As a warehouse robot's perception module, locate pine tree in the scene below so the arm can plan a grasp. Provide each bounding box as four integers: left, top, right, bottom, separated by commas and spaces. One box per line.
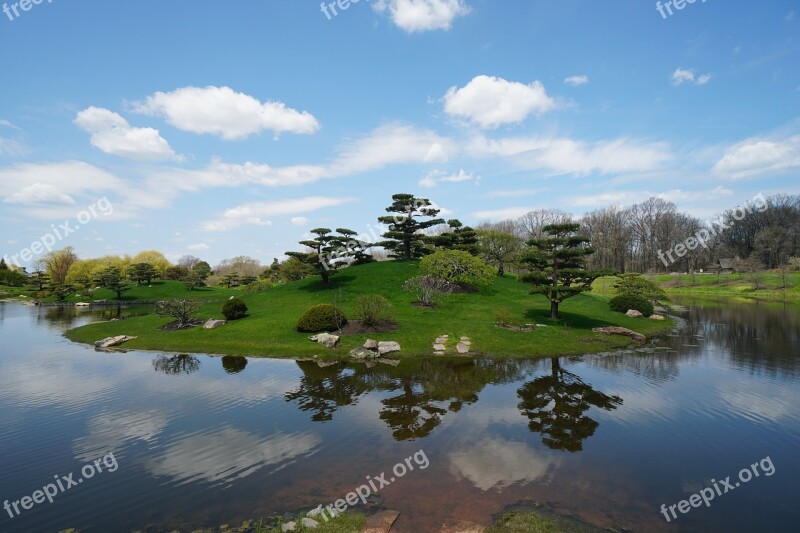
378, 194, 444, 259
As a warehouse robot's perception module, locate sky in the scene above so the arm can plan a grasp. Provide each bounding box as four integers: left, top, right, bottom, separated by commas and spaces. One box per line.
1, 0, 798, 267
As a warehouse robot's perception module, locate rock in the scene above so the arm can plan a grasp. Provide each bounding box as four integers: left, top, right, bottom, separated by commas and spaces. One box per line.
440, 519, 486, 533
363, 339, 378, 350
650, 314, 666, 320
460, 337, 470, 342
625, 309, 644, 318
364, 361, 377, 368
307, 505, 324, 517
281, 521, 296, 532
300, 517, 319, 528
94, 335, 137, 348
435, 336, 448, 344
74, 302, 90, 307
434, 351, 446, 356
593, 326, 646, 342
433, 343, 446, 351
316, 361, 339, 368
309, 333, 339, 348
203, 319, 226, 329
350, 348, 377, 359
377, 358, 401, 367
456, 342, 470, 354
362, 510, 400, 533
377, 341, 401, 355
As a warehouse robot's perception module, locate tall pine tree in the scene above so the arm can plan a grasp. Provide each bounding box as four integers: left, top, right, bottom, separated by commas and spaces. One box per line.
378, 194, 444, 259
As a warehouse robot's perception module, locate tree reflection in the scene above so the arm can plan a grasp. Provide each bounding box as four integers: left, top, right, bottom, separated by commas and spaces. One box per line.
517, 357, 622, 452
152, 354, 201, 375
222, 355, 248, 374
284, 361, 374, 422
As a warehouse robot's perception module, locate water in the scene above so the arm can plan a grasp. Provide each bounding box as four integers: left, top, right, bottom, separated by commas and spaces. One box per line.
0, 299, 798, 532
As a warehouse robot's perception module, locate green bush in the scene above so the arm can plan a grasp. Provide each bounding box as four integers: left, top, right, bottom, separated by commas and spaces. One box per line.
222, 298, 248, 320
609, 293, 654, 316
296, 304, 347, 332
420, 249, 495, 287
353, 294, 395, 326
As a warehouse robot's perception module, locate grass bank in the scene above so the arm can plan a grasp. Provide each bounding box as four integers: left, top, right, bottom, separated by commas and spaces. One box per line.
65, 261, 674, 358
653, 271, 800, 301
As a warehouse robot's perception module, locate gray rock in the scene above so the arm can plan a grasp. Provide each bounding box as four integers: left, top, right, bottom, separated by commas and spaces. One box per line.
378, 341, 401, 355
433, 343, 446, 351
307, 505, 324, 517
94, 335, 138, 348
456, 342, 470, 354
309, 333, 339, 348
281, 522, 296, 532
301, 517, 319, 528
316, 361, 339, 368
350, 347, 376, 359
377, 358, 401, 367
363, 339, 378, 350
625, 309, 644, 318
435, 337, 448, 344
364, 361, 377, 369
203, 319, 226, 329
460, 337, 470, 342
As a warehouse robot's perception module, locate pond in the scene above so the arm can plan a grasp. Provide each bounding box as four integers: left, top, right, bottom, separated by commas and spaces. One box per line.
0, 299, 798, 532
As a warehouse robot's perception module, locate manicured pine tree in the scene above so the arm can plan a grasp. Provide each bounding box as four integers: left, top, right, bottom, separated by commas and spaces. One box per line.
378, 194, 445, 259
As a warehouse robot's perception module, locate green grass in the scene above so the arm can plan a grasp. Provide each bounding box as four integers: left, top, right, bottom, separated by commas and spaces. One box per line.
653, 271, 800, 301
264, 513, 365, 533
40, 280, 243, 303
65, 261, 674, 359
486, 509, 606, 532
0, 284, 37, 300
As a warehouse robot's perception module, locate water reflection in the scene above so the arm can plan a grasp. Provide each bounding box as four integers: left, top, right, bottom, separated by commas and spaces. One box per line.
152, 354, 201, 375
517, 357, 622, 452
222, 355, 248, 374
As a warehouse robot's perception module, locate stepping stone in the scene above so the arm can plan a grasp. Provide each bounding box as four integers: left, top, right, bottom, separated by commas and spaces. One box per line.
460, 337, 470, 342
362, 510, 400, 533
434, 351, 446, 356
433, 343, 446, 351
456, 343, 470, 354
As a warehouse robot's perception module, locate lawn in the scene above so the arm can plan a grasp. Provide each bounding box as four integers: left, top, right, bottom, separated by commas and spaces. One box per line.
653, 271, 800, 301
65, 260, 674, 359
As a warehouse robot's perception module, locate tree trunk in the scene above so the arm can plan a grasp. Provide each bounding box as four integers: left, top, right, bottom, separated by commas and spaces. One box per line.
321, 270, 330, 284
497, 264, 505, 276
404, 238, 412, 260
550, 300, 559, 319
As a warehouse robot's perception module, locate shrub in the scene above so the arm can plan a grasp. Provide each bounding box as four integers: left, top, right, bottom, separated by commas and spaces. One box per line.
155, 299, 201, 328
403, 276, 453, 307
222, 298, 248, 321
296, 304, 347, 332
353, 294, 395, 326
612, 273, 668, 305
609, 293, 654, 317
495, 309, 513, 327
242, 280, 272, 295
420, 249, 495, 288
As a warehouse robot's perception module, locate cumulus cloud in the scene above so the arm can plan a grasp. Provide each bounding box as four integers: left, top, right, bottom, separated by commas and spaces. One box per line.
132, 86, 320, 140
203, 196, 355, 231
672, 68, 712, 85
187, 243, 209, 251
75, 107, 180, 160
419, 169, 479, 188
713, 135, 800, 178
4, 183, 76, 205
564, 75, 589, 86
373, 0, 471, 32
291, 216, 309, 227
444, 75, 555, 128
0, 161, 125, 203
468, 134, 670, 176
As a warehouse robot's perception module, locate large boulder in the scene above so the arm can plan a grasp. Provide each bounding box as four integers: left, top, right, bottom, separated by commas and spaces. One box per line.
377, 341, 401, 355
593, 326, 646, 342
94, 335, 138, 348
350, 347, 377, 360
625, 309, 644, 318
309, 333, 339, 348
203, 319, 226, 329
363, 339, 378, 350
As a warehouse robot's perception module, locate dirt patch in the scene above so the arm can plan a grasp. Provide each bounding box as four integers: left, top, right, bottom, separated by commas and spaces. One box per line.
337, 320, 400, 336
450, 283, 479, 294
411, 301, 438, 308
159, 318, 203, 331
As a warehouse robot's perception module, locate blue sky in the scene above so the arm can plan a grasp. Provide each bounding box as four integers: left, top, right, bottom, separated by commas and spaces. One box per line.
1, 0, 798, 267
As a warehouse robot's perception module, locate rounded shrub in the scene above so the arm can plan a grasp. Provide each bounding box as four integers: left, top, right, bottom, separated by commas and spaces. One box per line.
609, 293, 654, 317
296, 304, 347, 332
222, 298, 248, 321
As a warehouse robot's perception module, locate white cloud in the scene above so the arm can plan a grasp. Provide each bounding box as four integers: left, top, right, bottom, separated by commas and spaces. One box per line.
0, 137, 27, 157
564, 75, 589, 86
713, 135, 800, 178
0, 161, 125, 207
449, 437, 561, 491
443, 75, 555, 128
75, 107, 180, 161
4, 183, 76, 205
203, 196, 355, 231
187, 243, 209, 251
291, 216, 309, 227
418, 169, 479, 188
468, 134, 670, 176
373, 0, 471, 32
146, 427, 321, 485
672, 68, 712, 85
132, 86, 320, 140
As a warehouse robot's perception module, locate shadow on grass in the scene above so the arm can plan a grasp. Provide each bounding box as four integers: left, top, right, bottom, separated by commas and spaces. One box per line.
523, 309, 613, 329
296, 275, 357, 293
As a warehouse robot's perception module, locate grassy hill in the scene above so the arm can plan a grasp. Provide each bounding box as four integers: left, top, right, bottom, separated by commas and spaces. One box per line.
66, 260, 674, 359
654, 271, 800, 301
